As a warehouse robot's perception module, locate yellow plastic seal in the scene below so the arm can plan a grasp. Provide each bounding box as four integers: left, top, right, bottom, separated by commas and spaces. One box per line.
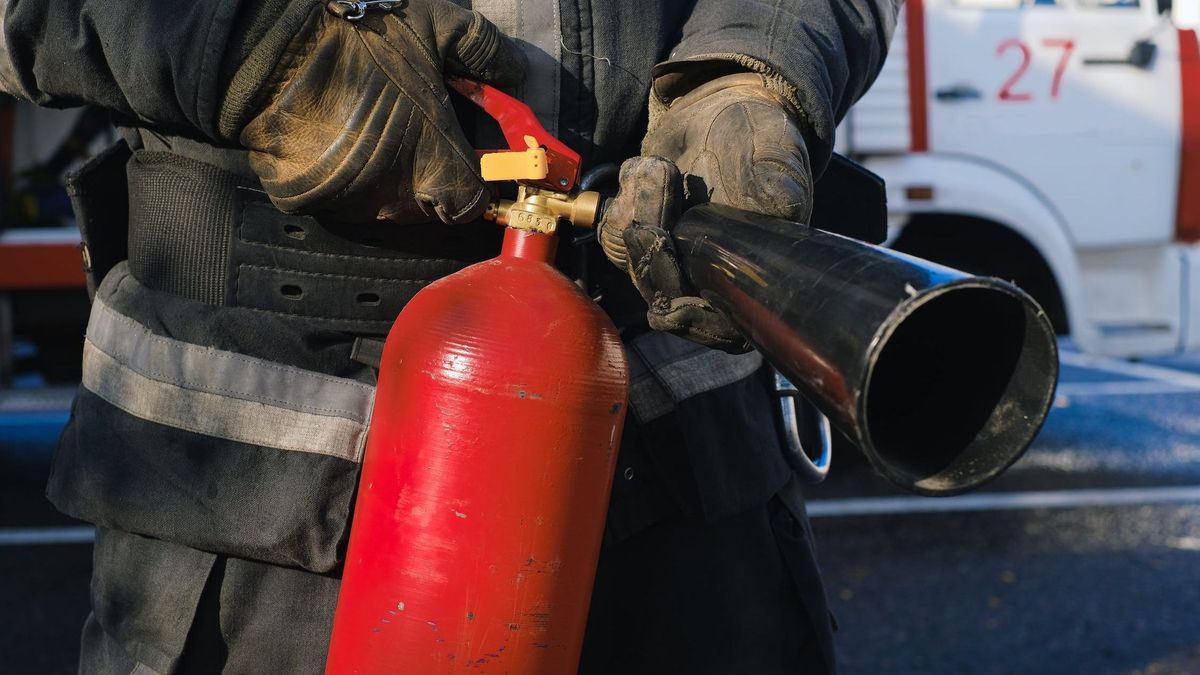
480, 135, 549, 182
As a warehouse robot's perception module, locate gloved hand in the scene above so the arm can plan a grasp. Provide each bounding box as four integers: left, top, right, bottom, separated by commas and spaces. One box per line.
597, 72, 813, 353
219, 0, 525, 224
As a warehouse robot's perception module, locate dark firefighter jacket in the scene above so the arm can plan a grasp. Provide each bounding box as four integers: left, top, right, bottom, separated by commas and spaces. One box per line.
0, 0, 897, 673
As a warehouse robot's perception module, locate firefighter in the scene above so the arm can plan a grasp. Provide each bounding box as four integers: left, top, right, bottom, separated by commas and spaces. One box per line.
1, 0, 895, 672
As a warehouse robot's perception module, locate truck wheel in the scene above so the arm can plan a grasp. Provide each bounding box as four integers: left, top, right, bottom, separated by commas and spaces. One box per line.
891, 214, 1068, 335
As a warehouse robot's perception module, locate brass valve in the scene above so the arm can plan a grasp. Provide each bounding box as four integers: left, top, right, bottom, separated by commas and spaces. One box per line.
466, 95, 600, 234
484, 186, 602, 235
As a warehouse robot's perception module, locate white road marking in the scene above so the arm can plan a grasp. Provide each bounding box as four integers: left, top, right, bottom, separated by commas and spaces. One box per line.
3, 488, 1200, 543
0, 526, 94, 546
807, 485, 1200, 518
1167, 536, 1200, 551
1058, 351, 1200, 390
1054, 381, 1200, 397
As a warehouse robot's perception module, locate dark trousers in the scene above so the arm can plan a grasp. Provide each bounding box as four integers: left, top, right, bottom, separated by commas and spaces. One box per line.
79, 482, 832, 675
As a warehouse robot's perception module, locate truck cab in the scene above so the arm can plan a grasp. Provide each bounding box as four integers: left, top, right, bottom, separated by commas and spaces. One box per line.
839, 0, 1200, 357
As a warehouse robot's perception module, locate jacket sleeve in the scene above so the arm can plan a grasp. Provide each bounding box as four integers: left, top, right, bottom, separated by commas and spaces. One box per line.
655, 0, 900, 173
0, 0, 289, 140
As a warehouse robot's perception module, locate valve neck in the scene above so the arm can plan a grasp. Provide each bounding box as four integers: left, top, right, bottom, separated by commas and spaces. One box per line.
501, 228, 558, 262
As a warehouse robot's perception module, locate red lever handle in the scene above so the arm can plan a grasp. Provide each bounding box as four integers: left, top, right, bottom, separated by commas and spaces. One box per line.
447, 77, 581, 192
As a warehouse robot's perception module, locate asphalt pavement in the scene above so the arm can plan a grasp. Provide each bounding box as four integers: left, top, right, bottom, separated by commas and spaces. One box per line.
2, 341, 1200, 674
805, 344, 1200, 674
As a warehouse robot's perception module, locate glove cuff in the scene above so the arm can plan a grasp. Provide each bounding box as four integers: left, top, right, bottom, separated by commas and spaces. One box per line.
216, 0, 325, 142
647, 55, 824, 174
648, 55, 806, 129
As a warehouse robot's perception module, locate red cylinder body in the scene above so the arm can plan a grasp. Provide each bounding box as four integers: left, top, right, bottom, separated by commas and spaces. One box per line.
326, 229, 629, 674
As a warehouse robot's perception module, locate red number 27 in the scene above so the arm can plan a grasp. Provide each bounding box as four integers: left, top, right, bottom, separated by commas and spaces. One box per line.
997, 38, 1075, 102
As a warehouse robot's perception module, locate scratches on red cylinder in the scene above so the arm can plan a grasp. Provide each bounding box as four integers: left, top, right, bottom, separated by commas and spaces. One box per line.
326, 237, 629, 673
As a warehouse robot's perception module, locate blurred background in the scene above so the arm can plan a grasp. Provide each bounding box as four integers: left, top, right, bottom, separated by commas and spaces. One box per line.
4, 0, 1200, 672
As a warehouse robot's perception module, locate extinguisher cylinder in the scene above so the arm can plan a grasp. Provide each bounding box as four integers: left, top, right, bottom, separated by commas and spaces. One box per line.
326, 228, 629, 674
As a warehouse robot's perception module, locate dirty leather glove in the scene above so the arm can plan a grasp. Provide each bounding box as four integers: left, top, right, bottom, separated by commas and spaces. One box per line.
598, 72, 814, 352
599, 156, 751, 353
219, 0, 525, 224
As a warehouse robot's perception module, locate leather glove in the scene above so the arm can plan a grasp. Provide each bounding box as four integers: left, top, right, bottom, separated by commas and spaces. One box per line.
597, 72, 814, 352
220, 0, 525, 224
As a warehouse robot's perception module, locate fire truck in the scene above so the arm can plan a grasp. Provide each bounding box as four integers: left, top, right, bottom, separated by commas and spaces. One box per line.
838, 0, 1200, 357
0, 103, 101, 386
3, 0, 1199, 385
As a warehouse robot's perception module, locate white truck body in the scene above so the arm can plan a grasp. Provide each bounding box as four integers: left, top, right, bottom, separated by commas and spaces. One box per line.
839, 0, 1200, 357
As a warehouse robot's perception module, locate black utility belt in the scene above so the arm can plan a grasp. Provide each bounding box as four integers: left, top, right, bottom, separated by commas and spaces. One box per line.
82, 147, 500, 333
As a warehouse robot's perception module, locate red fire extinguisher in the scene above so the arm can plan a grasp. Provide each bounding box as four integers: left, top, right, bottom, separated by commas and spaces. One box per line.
325, 80, 628, 674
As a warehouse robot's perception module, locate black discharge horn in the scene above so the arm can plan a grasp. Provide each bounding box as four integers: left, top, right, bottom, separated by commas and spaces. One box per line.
673, 204, 1059, 496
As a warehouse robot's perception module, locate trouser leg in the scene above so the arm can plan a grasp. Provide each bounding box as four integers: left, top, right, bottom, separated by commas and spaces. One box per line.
78, 527, 216, 675
579, 483, 834, 675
